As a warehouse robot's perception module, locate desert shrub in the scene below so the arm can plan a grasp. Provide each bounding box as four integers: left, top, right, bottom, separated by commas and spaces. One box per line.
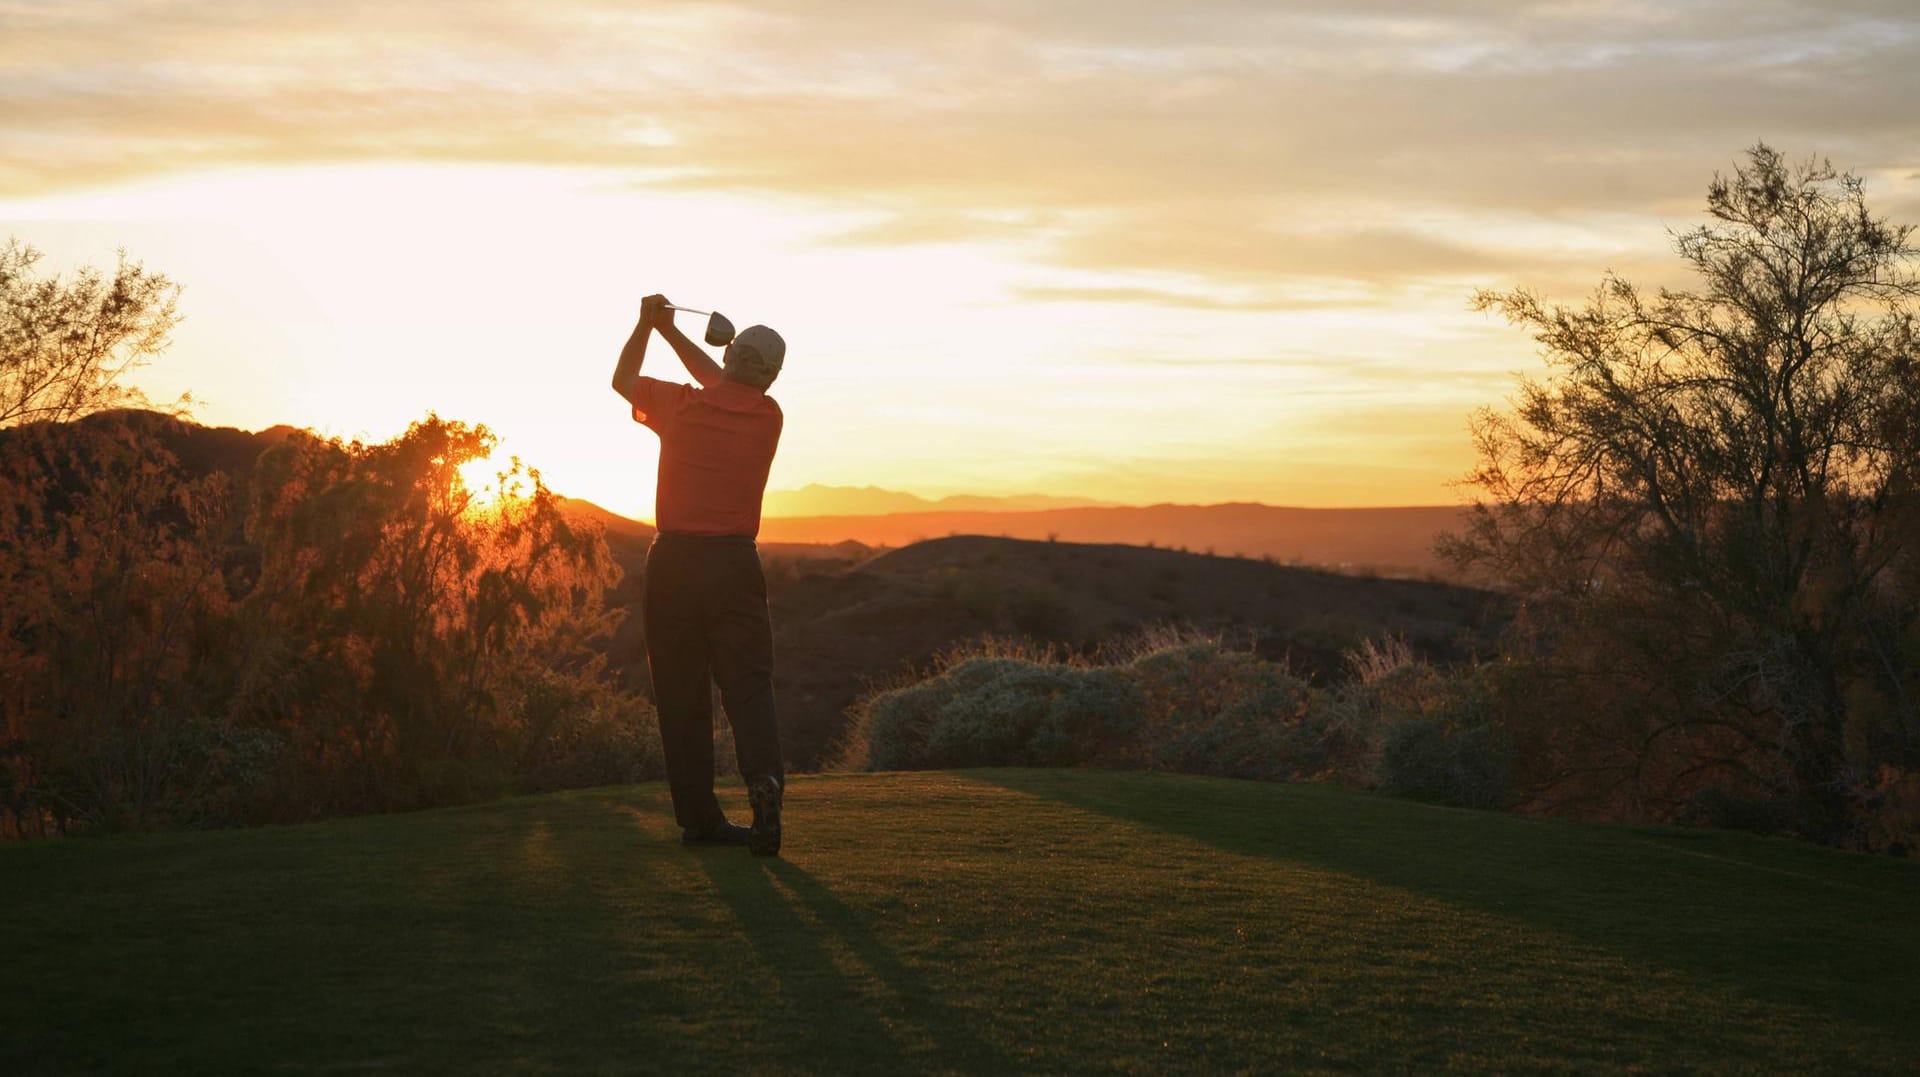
510, 669, 664, 793
1, 413, 647, 836
841, 631, 1517, 811
1377, 719, 1511, 810
1346, 636, 1415, 683
0, 420, 243, 832
924, 663, 1141, 768
826, 642, 1030, 770
162, 718, 287, 827
30, 711, 288, 832
1097, 623, 1223, 663
0, 738, 24, 840
857, 657, 1022, 770
1855, 767, 1920, 859
1125, 642, 1324, 781
855, 657, 1142, 771
848, 637, 1339, 781
1332, 643, 1513, 810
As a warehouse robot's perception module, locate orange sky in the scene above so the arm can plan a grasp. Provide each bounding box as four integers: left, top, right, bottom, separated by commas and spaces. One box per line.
4, 2, 1917, 519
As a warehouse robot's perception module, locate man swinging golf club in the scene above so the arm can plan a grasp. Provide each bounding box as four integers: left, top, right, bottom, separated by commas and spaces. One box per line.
611, 292, 787, 856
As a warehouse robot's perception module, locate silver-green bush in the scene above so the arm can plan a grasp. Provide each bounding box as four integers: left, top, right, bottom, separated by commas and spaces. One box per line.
840, 634, 1513, 811
1363, 662, 1513, 810
924, 663, 1142, 768
1126, 643, 1327, 781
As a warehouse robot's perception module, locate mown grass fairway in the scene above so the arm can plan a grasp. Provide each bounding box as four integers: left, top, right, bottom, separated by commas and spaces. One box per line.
5, 771, 1916, 1074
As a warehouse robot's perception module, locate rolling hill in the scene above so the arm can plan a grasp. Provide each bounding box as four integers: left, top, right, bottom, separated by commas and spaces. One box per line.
751, 536, 1500, 768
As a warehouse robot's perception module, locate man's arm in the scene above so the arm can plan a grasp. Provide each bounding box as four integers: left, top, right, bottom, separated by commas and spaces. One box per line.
610, 295, 665, 403
656, 321, 725, 388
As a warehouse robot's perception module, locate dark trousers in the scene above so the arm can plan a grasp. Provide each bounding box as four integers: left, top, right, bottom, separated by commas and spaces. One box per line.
643, 533, 783, 829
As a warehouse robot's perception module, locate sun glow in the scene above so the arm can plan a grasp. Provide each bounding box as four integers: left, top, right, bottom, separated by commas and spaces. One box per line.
458, 453, 528, 511
0, 161, 1522, 513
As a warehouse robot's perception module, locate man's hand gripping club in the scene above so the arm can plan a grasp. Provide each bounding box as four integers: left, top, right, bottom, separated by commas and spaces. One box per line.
613, 292, 724, 405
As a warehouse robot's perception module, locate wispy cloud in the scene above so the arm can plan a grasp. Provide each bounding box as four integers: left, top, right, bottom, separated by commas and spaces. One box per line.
1006, 285, 1369, 312
4, 0, 1917, 300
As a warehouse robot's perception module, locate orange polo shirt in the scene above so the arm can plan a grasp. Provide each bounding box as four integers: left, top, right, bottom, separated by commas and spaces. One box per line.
629, 375, 783, 537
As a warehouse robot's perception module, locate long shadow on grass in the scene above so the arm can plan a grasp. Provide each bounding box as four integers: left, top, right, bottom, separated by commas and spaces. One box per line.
388, 792, 733, 1070
694, 852, 1014, 1072
972, 767, 1920, 1043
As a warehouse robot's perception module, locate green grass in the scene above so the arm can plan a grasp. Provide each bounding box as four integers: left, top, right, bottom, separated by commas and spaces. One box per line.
4, 771, 1916, 1074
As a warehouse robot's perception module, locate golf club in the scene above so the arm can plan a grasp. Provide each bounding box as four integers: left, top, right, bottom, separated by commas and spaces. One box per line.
662, 304, 736, 347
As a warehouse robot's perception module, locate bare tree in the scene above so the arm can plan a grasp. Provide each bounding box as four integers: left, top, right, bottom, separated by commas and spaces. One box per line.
1447, 144, 1920, 842
0, 238, 181, 427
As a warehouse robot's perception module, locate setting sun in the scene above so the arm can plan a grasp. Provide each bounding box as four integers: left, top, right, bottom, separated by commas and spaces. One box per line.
457, 451, 528, 511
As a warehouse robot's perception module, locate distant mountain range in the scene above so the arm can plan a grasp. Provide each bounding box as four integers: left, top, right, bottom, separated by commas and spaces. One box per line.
763, 484, 1114, 517
755, 502, 1473, 578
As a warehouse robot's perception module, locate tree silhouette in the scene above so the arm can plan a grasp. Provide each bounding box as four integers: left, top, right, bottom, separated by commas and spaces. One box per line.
0, 239, 181, 427
1449, 144, 1920, 842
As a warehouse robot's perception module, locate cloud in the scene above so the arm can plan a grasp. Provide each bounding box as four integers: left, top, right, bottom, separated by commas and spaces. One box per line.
4, 0, 1917, 297
1099, 352, 1511, 389
1005, 284, 1370, 312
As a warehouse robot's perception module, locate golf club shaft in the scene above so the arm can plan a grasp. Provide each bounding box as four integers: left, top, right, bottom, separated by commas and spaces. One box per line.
663, 304, 712, 316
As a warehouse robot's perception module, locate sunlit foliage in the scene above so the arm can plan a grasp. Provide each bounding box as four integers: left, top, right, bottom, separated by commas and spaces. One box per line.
1, 412, 656, 836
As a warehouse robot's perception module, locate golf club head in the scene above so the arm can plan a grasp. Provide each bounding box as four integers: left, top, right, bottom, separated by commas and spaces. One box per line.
704, 311, 736, 347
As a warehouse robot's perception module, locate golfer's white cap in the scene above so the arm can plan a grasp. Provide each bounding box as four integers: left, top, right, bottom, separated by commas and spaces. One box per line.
727, 324, 785, 388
